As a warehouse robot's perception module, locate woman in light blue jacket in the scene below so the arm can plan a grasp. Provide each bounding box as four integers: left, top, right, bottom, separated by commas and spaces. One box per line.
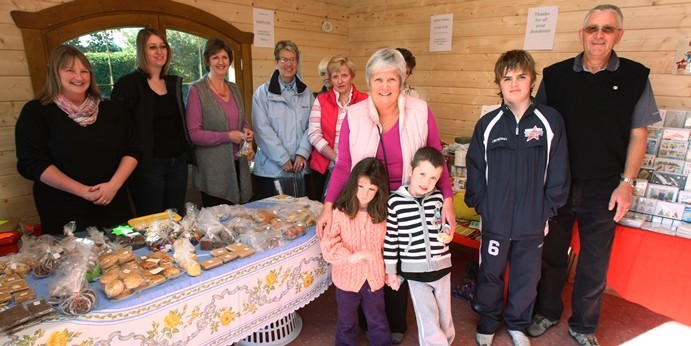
252, 40, 314, 198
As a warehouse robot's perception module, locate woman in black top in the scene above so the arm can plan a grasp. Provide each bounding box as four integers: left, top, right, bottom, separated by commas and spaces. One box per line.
111, 28, 192, 216
15, 45, 140, 235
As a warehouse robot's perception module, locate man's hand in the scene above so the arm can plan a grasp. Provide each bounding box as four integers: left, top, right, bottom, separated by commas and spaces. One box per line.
609, 182, 633, 222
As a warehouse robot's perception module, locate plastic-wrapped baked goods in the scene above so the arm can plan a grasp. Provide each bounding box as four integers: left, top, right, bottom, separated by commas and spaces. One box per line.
104, 279, 124, 298
59, 288, 97, 315
33, 254, 57, 278
0, 298, 57, 334
210, 248, 228, 257
139, 257, 159, 270
150, 251, 172, 260
98, 253, 118, 269
255, 210, 275, 224
437, 230, 453, 244
116, 248, 135, 264
86, 226, 115, 255
100, 271, 119, 285
48, 277, 88, 304
162, 267, 182, 279
200, 257, 223, 271
13, 288, 35, 304
173, 238, 201, 277
237, 229, 283, 252
123, 272, 145, 290
0, 302, 32, 333
2, 254, 32, 277
144, 218, 181, 251
196, 208, 237, 246
130, 233, 146, 249
226, 243, 256, 258
199, 235, 221, 251
121, 261, 140, 272
10, 262, 31, 277
7, 279, 30, 294
114, 234, 132, 247
219, 252, 239, 263
281, 224, 308, 240
128, 210, 182, 230
0, 290, 10, 307
237, 139, 255, 160
184, 262, 202, 276
146, 274, 166, 287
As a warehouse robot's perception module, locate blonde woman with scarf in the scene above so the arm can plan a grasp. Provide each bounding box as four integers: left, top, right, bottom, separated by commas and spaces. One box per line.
15, 45, 140, 235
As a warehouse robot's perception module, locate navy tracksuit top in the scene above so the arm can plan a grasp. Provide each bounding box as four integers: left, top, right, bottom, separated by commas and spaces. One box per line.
465, 101, 570, 240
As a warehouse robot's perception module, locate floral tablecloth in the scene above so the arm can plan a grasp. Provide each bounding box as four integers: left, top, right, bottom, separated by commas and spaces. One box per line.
0, 201, 331, 346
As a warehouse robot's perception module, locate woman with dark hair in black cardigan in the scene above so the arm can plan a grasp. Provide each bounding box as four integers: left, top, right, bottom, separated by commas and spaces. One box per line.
111, 28, 192, 216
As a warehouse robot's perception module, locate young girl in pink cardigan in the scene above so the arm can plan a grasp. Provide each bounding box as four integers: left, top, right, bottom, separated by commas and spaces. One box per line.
320, 157, 392, 346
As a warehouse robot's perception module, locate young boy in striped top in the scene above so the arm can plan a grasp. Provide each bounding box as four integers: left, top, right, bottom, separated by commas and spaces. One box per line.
384, 146, 455, 345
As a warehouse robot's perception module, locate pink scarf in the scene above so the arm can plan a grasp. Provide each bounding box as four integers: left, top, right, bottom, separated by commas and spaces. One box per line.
54, 93, 100, 127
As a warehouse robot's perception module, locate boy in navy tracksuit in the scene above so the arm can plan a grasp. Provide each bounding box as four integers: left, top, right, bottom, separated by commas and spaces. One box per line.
465, 50, 570, 346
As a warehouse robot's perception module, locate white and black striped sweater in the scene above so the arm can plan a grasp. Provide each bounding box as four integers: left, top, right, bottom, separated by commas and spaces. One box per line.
383, 186, 452, 274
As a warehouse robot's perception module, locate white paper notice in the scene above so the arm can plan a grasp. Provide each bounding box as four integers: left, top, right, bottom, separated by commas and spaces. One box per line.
524, 6, 559, 51
253, 8, 274, 48
429, 14, 453, 52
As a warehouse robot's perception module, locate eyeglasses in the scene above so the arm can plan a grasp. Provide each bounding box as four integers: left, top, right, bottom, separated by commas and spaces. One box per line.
583, 25, 620, 34
278, 57, 297, 63
319, 72, 328, 77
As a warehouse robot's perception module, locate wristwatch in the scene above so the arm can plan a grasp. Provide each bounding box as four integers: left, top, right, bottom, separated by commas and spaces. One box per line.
620, 177, 635, 187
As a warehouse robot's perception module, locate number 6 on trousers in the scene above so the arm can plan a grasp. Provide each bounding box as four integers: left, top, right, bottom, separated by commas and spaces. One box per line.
487, 240, 500, 256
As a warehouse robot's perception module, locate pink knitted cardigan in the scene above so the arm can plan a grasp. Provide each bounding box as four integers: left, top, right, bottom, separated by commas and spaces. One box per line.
320, 209, 387, 292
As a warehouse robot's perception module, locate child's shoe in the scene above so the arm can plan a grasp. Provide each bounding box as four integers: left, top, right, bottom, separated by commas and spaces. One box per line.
391, 332, 404, 344
475, 332, 494, 346
508, 330, 531, 346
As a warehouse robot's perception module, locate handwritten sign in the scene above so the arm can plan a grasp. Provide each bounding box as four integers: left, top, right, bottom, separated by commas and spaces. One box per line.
429, 14, 453, 52
524, 6, 559, 50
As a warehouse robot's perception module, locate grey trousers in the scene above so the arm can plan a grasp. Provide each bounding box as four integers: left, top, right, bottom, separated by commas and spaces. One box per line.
409, 274, 455, 346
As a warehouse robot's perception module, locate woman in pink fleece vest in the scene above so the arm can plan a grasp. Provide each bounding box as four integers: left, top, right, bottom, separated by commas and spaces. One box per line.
316, 48, 456, 344
320, 157, 392, 346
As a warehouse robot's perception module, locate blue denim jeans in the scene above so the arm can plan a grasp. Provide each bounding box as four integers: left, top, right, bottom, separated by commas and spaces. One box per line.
129, 155, 188, 216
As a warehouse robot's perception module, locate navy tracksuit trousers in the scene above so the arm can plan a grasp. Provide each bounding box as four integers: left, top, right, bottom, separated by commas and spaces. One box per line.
473, 233, 544, 334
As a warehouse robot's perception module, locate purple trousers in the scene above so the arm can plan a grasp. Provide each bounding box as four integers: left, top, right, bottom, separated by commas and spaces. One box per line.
335, 282, 391, 346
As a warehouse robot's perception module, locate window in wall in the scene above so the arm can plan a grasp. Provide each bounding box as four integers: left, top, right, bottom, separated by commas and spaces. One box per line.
66, 28, 236, 100
65, 28, 139, 98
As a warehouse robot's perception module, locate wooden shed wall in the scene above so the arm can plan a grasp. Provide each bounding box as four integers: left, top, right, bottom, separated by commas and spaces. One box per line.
347, 0, 691, 142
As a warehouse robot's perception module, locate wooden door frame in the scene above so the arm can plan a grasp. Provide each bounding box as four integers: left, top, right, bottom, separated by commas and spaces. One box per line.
11, 0, 255, 113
